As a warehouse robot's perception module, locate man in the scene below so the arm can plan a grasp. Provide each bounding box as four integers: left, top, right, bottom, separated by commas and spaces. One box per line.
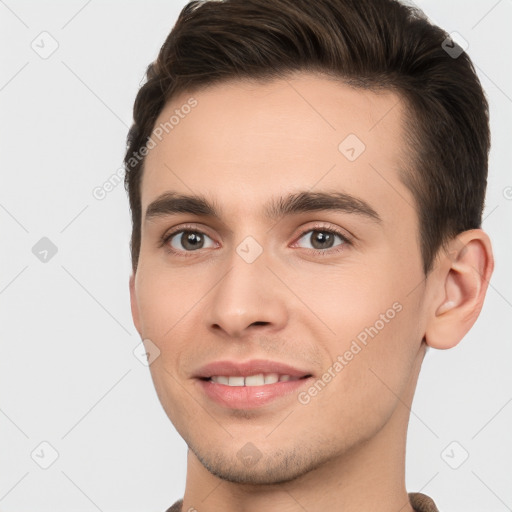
124, 0, 494, 510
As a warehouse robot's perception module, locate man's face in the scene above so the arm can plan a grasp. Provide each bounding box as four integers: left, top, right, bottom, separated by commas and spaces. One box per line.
130, 73, 430, 484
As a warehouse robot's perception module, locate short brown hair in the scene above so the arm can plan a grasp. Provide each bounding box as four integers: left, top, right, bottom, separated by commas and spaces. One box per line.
124, 0, 490, 275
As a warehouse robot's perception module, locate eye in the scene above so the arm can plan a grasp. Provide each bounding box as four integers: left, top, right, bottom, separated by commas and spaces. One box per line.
164, 229, 217, 253
160, 224, 351, 258
294, 227, 349, 253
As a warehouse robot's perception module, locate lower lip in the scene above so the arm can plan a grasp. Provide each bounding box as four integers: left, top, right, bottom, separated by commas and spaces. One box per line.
197, 377, 313, 409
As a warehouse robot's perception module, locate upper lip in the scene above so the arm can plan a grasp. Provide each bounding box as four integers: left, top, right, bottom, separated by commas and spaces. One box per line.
194, 359, 313, 379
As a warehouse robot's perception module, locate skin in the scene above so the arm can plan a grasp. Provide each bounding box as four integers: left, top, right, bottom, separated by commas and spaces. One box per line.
129, 72, 493, 512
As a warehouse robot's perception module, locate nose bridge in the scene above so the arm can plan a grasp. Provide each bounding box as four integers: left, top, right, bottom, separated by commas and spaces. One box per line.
205, 237, 288, 337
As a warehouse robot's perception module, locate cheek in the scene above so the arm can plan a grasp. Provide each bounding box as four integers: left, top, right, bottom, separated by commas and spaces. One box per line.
135, 263, 204, 337
290, 263, 403, 340
135, 264, 216, 389
295, 261, 423, 395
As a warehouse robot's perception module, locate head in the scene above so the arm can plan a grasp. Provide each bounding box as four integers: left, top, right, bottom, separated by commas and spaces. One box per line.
125, 0, 493, 486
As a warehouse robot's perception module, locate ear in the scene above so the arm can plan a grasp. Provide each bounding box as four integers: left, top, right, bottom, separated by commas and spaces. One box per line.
129, 272, 142, 338
425, 229, 494, 350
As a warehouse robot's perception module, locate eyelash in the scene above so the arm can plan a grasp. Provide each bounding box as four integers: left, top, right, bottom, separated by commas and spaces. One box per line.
159, 223, 352, 258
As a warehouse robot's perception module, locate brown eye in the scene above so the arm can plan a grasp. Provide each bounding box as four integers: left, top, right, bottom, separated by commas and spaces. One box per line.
295, 229, 348, 252
310, 231, 336, 249
167, 230, 216, 252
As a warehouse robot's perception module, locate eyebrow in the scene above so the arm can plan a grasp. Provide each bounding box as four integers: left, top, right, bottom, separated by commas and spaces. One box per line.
144, 190, 381, 224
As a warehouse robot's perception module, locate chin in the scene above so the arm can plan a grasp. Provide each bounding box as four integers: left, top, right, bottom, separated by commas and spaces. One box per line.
188, 441, 329, 486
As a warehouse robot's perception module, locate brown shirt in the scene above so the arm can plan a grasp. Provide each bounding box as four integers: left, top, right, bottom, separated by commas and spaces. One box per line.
165, 492, 439, 512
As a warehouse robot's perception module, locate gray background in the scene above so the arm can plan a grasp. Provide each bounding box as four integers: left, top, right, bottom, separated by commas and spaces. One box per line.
0, 0, 511, 511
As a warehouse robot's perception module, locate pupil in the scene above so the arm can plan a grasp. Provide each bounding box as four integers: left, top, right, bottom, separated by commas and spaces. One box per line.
183, 232, 203, 250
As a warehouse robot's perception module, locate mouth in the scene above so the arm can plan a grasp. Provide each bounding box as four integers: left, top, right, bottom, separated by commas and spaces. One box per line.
194, 359, 314, 409
194, 358, 314, 380
199, 373, 312, 386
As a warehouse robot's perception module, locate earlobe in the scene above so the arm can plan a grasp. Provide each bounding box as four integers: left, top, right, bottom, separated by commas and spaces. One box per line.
424, 229, 494, 350
129, 273, 142, 337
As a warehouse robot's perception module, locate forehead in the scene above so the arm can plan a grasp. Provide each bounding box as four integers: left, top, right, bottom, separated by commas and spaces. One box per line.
140, 73, 412, 224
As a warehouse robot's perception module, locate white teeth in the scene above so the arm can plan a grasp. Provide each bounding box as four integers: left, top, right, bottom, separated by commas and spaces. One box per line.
245, 374, 265, 386
228, 376, 245, 387
264, 373, 279, 384
210, 373, 301, 386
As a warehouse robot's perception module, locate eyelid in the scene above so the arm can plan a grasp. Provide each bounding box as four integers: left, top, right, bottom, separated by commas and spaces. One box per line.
290, 221, 353, 245
161, 222, 214, 241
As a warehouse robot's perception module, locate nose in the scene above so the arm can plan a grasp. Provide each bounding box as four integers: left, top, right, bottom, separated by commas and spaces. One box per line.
204, 245, 289, 339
